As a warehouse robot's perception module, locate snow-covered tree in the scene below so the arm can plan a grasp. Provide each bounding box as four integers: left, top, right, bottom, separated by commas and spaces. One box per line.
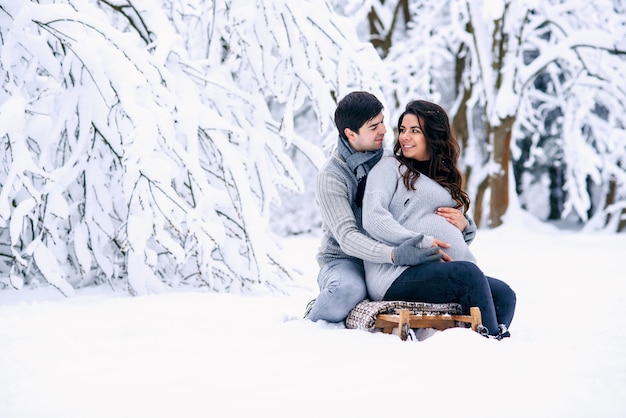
454, 0, 626, 230
331, 0, 626, 231
0, 0, 384, 295
511, 1, 626, 232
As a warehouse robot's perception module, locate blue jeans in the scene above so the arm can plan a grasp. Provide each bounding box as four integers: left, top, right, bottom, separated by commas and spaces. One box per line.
384, 261, 516, 336
308, 258, 367, 323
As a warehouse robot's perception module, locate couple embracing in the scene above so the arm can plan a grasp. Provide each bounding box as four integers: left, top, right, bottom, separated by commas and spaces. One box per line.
305, 91, 516, 340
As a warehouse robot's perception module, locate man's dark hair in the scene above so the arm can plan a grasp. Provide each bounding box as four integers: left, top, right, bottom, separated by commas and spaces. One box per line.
334, 91, 384, 141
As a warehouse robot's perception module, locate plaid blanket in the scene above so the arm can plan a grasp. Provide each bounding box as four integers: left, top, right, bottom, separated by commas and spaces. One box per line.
345, 300, 463, 332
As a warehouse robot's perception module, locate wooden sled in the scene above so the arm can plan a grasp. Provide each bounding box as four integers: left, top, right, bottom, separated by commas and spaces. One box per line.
345, 300, 482, 341
376, 306, 482, 341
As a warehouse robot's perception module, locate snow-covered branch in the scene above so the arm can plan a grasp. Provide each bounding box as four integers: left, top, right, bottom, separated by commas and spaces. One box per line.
0, 0, 386, 294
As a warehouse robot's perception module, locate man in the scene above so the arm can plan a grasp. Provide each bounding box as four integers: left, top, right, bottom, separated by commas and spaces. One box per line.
305, 91, 442, 322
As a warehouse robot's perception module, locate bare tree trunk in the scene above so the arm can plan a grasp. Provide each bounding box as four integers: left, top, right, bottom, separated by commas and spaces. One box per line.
451, 41, 471, 152
605, 178, 626, 232
451, 41, 478, 223
452, 92, 472, 200
367, 0, 410, 58
488, 116, 515, 227
474, 176, 488, 228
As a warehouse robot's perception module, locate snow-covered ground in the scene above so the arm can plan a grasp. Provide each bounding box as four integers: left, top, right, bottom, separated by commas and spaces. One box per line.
1, 211, 625, 418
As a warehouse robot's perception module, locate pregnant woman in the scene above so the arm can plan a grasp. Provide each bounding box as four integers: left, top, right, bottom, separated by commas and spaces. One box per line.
362, 100, 516, 339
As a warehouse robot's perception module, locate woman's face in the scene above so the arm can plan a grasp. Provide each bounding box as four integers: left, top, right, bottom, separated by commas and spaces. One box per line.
398, 114, 430, 161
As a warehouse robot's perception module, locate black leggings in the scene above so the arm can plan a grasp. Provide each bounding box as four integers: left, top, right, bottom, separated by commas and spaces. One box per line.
383, 261, 516, 336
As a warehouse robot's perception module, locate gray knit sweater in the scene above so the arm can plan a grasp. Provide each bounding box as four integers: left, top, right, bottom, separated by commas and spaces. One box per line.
315, 149, 394, 267
363, 156, 477, 301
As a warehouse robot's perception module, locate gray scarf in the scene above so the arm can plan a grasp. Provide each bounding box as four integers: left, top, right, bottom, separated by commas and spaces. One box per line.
337, 137, 383, 207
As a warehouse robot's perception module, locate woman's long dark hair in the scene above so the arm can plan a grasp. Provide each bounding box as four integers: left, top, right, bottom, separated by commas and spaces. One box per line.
393, 100, 470, 213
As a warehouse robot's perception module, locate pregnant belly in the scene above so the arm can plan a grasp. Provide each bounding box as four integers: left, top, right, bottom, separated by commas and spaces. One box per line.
418, 214, 476, 263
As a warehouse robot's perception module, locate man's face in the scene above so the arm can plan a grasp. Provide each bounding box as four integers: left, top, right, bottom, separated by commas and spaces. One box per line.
345, 112, 386, 152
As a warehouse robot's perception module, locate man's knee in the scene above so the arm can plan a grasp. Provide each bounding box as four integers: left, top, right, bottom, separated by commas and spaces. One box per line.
314, 261, 367, 322
332, 278, 367, 303
319, 279, 366, 322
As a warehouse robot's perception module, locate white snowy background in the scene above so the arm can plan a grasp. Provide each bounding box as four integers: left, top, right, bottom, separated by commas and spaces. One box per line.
1, 207, 625, 418
0, 206, 626, 418
1, 0, 626, 417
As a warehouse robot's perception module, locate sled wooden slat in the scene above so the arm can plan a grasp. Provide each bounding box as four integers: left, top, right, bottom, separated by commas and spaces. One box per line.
345, 301, 483, 341
375, 306, 482, 341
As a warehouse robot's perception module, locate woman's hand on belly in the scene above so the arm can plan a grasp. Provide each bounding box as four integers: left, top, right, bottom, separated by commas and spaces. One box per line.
435, 207, 469, 232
